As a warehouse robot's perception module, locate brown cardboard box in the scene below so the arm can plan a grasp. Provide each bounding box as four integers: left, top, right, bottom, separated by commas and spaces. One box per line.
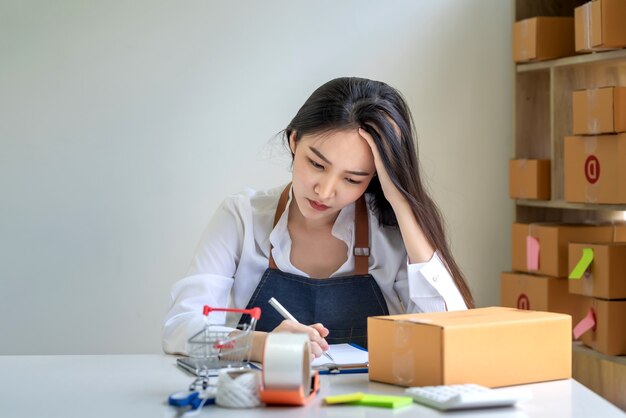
572, 87, 626, 135
511, 223, 614, 277
576, 297, 626, 355
615, 223, 626, 242
575, 0, 626, 52
368, 307, 571, 388
564, 134, 626, 204
568, 242, 626, 299
509, 159, 551, 200
513, 17, 575, 62
500, 271, 584, 324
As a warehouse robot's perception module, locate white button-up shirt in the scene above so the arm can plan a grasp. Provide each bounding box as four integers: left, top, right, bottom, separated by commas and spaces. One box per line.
162, 185, 467, 354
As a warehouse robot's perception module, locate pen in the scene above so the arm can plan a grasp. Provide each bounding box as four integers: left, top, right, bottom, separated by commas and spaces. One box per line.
268, 297, 335, 363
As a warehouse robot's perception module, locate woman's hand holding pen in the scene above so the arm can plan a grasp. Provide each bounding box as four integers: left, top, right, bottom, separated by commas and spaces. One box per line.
273, 320, 330, 359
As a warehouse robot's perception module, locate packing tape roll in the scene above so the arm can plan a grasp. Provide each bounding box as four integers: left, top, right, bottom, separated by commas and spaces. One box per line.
261, 332, 320, 405
263, 333, 311, 389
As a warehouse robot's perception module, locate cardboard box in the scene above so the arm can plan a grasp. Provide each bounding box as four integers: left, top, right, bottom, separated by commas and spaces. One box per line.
509, 159, 551, 200
564, 134, 626, 204
513, 17, 575, 62
568, 242, 626, 299
511, 223, 614, 277
368, 307, 571, 388
576, 297, 626, 355
500, 271, 584, 324
572, 87, 626, 135
615, 223, 626, 242
575, 0, 626, 52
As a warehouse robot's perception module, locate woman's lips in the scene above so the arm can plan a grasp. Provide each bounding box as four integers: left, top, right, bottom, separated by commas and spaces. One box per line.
308, 199, 329, 211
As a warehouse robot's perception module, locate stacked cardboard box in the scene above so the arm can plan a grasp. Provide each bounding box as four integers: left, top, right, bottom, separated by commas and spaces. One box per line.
567, 242, 626, 355
575, 0, 626, 52
509, 159, 551, 200
565, 87, 626, 204
513, 17, 575, 62
503, 223, 626, 355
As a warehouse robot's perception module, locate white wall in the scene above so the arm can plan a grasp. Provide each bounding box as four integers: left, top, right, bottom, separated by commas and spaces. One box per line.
0, 0, 514, 354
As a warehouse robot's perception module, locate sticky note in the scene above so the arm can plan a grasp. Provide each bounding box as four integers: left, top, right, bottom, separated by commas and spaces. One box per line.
573, 308, 596, 340
526, 236, 540, 270
349, 394, 413, 408
569, 248, 594, 279
324, 392, 364, 404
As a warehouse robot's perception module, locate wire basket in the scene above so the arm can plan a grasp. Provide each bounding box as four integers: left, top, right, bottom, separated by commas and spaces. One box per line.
187, 305, 261, 372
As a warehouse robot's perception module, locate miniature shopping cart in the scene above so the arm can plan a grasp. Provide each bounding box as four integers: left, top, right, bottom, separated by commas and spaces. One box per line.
186, 305, 261, 373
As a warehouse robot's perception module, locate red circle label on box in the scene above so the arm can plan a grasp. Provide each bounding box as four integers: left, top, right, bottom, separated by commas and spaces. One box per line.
517, 294, 530, 310
584, 155, 600, 184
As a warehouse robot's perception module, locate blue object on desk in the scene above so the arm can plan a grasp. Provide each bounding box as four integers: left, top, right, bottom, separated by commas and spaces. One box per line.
168, 391, 215, 410
318, 343, 369, 375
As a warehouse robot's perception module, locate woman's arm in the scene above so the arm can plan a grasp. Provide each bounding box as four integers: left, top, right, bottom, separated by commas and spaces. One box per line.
358, 128, 434, 263
162, 197, 243, 354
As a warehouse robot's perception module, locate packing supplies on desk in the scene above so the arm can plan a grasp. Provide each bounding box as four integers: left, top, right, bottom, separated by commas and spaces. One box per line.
509, 159, 551, 200
572, 87, 626, 135
311, 343, 368, 374
568, 242, 626, 299
513, 17, 575, 62
368, 307, 571, 388
511, 222, 614, 277
573, 297, 626, 355
259, 333, 320, 405
324, 392, 412, 408
500, 271, 585, 324
564, 134, 626, 204
575, 0, 626, 52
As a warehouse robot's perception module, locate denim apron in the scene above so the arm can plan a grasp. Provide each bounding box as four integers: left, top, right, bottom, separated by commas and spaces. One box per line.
240, 185, 389, 348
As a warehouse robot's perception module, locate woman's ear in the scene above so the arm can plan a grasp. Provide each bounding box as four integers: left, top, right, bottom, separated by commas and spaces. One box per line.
289, 131, 297, 155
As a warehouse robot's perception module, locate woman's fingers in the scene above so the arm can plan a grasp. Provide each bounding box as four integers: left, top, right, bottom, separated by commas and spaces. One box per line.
271, 320, 329, 354
310, 341, 324, 359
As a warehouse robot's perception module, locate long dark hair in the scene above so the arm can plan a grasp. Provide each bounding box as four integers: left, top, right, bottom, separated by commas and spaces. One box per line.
284, 77, 474, 309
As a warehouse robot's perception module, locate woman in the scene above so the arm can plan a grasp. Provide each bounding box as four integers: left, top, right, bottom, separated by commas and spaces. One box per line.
163, 77, 474, 362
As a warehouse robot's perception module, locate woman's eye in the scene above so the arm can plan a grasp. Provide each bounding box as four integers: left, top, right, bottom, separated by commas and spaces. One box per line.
346, 178, 362, 185
308, 159, 324, 169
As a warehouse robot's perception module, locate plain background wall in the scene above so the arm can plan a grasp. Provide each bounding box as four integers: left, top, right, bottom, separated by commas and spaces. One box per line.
0, 0, 513, 355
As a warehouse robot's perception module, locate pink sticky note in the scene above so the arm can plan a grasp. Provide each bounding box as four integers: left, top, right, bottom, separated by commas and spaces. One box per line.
526, 236, 540, 271
573, 308, 596, 340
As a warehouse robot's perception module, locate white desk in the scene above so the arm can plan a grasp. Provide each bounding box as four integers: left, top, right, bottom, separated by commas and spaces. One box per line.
0, 354, 623, 418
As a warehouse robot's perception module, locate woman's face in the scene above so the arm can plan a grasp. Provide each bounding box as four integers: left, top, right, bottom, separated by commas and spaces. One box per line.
289, 129, 376, 225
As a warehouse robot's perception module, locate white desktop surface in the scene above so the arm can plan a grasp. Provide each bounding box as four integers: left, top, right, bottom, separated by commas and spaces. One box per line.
0, 354, 623, 418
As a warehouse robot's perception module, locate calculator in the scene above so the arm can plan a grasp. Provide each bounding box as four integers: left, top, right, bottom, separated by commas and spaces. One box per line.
405, 383, 532, 411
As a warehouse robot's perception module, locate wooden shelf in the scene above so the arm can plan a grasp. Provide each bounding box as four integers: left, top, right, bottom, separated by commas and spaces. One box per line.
572, 342, 626, 411
515, 199, 626, 211
517, 49, 626, 72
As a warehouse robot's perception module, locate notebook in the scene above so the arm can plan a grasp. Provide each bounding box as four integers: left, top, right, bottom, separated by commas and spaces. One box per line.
311, 343, 369, 373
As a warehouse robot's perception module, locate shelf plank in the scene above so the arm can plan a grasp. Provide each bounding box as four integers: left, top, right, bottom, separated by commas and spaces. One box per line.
572, 342, 626, 411
517, 49, 626, 72
515, 199, 626, 211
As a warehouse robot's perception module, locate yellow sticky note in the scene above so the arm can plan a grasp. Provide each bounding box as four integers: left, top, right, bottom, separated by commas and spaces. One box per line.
325, 392, 364, 404
569, 248, 594, 279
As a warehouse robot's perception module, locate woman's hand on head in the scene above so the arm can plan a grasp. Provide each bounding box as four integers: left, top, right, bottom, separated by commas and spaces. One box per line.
272, 320, 330, 358
358, 127, 407, 208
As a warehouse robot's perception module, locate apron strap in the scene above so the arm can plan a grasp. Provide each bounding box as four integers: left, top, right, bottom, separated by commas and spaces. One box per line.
353, 196, 369, 275
268, 184, 291, 270
268, 184, 370, 275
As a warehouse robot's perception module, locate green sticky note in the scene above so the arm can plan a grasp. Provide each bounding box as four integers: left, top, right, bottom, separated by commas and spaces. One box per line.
324, 392, 364, 404
349, 394, 413, 408
569, 248, 594, 279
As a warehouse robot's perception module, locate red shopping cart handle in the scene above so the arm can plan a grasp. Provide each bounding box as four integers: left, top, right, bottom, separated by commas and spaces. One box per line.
203, 305, 262, 321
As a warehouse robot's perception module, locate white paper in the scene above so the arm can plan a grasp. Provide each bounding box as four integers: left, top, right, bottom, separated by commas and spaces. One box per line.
311, 343, 368, 368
